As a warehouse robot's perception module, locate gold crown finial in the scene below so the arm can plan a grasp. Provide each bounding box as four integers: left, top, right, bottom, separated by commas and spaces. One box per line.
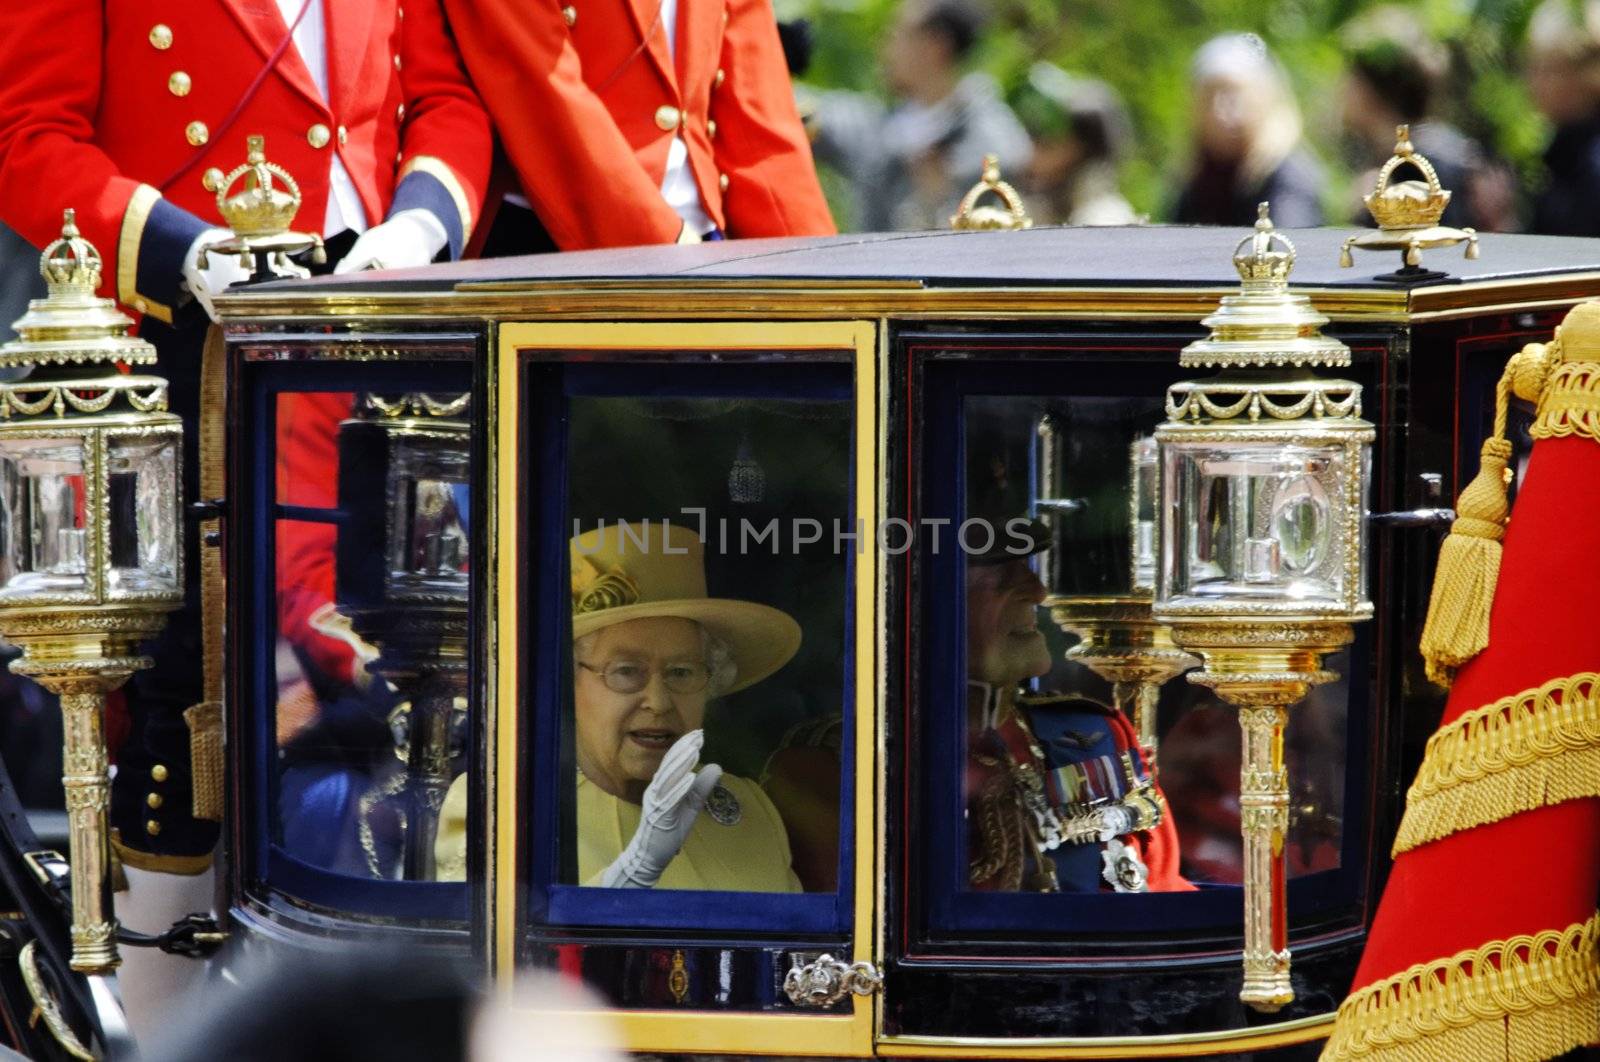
2, 209, 157, 370
1340, 123, 1479, 270
1231, 203, 1296, 289
951, 154, 1032, 231
1180, 202, 1349, 370
39, 209, 103, 295
215, 135, 303, 239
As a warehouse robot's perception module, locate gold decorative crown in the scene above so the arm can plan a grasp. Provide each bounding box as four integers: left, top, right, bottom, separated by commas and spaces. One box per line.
39, 210, 102, 294
1363, 125, 1450, 230
1232, 203, 1295, 289
1180, 203, 1351, 370
950, 155, 1033, 231
1, 210, 157, 370
216, 136, 303, 238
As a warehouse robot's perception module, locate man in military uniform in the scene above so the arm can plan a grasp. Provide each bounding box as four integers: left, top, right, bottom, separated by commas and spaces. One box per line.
0, 0, 491, 1031
965, 548, 1189, 893
443, 0, 835, 251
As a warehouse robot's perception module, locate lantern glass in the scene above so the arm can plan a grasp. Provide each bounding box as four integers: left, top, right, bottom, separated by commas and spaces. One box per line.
1130, 435, 1158, 593
386, 435, 470, 597
106, 435, 180, 594
1160, 440, 1363, 608
0, 436, 90, 597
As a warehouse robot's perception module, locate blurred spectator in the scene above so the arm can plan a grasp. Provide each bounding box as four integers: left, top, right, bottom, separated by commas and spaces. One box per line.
145, 946, 623, 1062
1525, 0, 1600, 236
811, 0, 1031, 232
1012, 63, 1138, 226
1338, 6, 1515, 232
1174, 33, 1325, 228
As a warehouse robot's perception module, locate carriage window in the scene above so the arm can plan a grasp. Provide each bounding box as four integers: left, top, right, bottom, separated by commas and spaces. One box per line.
271, 389, 472, 888
940, 380, 1359, 920
560, 388, 851, 896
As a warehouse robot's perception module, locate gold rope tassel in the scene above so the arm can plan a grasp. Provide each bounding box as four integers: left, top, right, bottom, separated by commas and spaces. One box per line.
1418, 340, 1563, 687
1321, 912, 1600, 1062
1393, 673, 1600, 854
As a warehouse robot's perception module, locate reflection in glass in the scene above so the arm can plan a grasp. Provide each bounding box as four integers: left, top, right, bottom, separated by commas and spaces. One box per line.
1129, 435, 1158, 593
0, 438, 88, 597
555, 391, 851, 894
963, 395, 1348, 892
271, 391, 473, 884
1164, 444, 1354, 607
107, 436, 179, 593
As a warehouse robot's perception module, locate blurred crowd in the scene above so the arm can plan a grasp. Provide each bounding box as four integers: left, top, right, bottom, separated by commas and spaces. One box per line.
802, 0, 1600, 237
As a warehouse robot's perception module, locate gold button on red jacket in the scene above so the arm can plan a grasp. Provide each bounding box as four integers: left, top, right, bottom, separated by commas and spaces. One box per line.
0, 0, 492, 322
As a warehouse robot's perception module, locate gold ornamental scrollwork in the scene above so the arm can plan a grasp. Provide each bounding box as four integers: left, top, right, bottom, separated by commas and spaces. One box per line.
361, 392, 473, 420
1164, 379, 1362, 424
0, 377, 169, 421
783, 954, 884, 1008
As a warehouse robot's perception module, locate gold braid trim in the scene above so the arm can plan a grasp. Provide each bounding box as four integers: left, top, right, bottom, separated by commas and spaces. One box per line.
1530, 355, 1600, 442
1393, 673, 1600, 855
1322, 912, 1600, 1062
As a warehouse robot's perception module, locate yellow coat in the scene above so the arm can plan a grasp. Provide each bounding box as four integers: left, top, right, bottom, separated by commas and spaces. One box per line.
435, 771, 803, 892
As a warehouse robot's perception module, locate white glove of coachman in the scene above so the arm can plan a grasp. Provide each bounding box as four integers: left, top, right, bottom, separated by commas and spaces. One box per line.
333, 210, 448, 274
182, 226, 310, 322
598, 729, 722, 889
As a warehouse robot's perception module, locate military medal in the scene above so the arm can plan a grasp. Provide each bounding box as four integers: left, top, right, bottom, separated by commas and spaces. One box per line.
706, 782, 742, 826
1100, 838, 1150, 893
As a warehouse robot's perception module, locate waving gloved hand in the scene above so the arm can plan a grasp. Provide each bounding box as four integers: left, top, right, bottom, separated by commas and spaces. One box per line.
333, 210, 448, 274
597, 730, 722, 889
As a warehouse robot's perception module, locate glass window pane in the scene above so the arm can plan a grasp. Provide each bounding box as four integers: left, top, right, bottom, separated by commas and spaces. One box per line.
961, 393, 1347, 896
0, 437, 88, 598
563, 392, 851, 894
106, 434, 179, 594
272, 388, 472, 884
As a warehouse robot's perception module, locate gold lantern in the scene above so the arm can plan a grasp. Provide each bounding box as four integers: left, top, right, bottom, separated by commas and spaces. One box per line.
1154, 205, 1374, 1011
0, 211, 185, 973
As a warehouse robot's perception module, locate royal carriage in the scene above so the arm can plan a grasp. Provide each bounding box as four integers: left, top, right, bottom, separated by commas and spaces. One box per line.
1, 145, 1598, 1060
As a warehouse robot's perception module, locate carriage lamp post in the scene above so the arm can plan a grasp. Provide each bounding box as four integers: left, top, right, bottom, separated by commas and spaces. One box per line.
0, 211, 184, 973
1153, 205, 1373, 1012
335, 394, 471, 881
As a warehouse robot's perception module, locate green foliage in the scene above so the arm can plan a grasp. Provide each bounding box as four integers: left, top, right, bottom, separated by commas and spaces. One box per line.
787, 0, 1552, 224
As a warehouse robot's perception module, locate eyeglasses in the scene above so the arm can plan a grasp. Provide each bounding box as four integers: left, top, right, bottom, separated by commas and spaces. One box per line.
576, 659, 711, 695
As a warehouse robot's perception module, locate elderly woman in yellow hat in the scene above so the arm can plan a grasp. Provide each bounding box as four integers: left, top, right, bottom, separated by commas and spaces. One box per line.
437, 521, 804, 891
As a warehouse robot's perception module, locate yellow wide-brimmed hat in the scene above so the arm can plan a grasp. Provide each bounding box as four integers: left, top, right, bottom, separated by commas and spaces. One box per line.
570, 521, 802, 694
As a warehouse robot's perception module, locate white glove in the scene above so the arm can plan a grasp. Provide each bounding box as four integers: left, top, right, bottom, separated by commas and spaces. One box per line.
597, 730, 722, 889
182, 227, 312, 322
182, 227, 253, 323
333, 209, 448, 274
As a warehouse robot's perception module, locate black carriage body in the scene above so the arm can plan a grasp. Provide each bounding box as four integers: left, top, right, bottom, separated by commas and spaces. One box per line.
209, 225, 1600, 1058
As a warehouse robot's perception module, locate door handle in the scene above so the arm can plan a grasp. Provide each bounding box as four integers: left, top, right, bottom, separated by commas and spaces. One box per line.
782, 953, 883, 1008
